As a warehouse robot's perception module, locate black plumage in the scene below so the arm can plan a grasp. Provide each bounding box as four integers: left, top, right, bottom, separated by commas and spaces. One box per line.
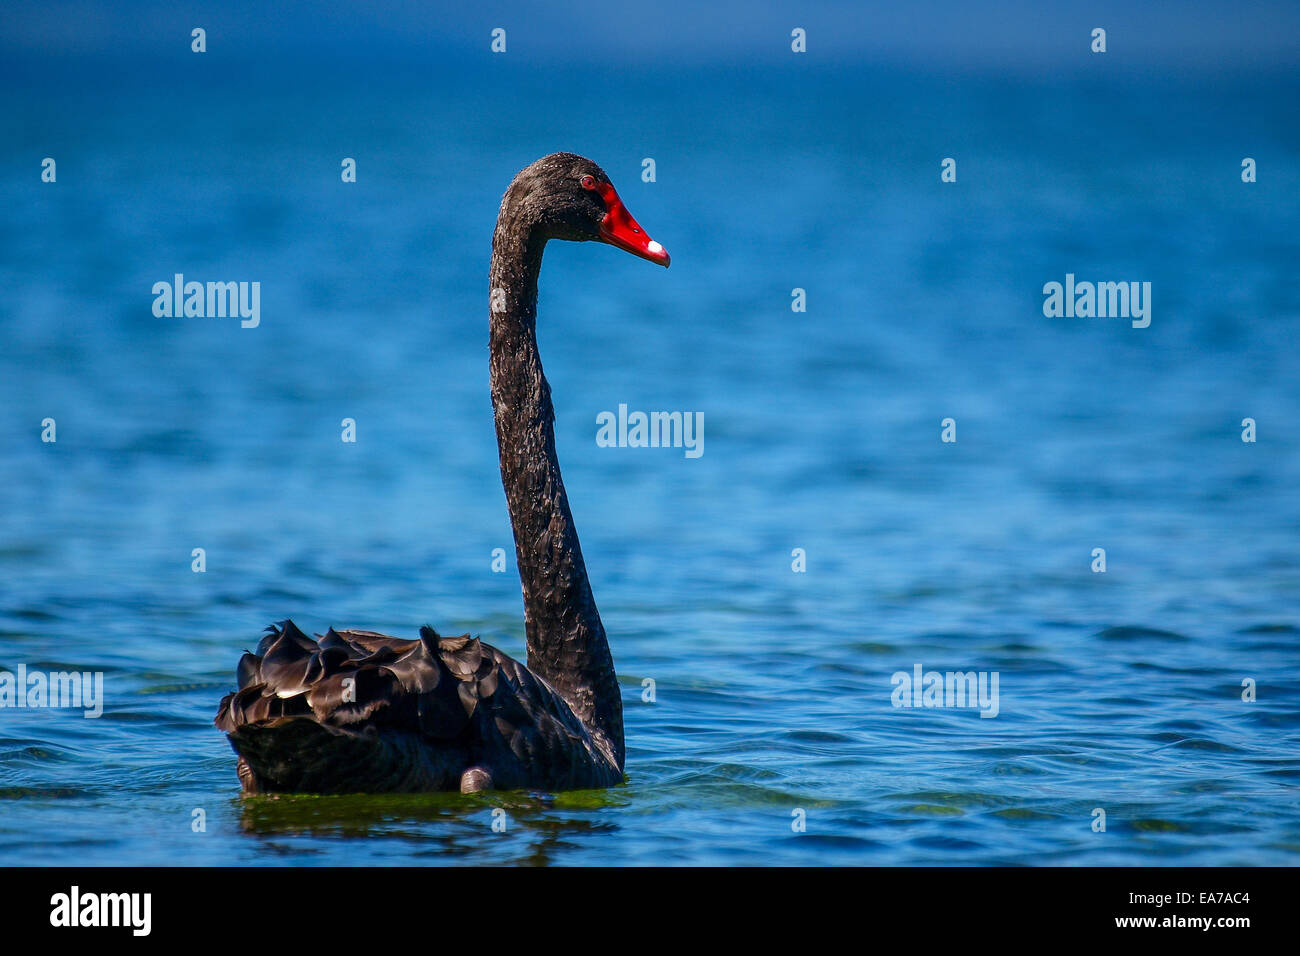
215, 154, 669, 793
215, 621, 620, 792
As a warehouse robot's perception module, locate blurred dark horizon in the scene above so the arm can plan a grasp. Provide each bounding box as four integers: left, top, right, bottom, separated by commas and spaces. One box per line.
4, 0, 1299, 79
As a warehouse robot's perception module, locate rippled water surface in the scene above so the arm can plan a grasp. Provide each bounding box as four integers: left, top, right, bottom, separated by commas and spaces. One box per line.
1, 59, 1298, 865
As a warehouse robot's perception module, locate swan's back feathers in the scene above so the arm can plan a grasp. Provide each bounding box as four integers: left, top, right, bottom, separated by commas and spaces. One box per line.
215, 620, 621, 793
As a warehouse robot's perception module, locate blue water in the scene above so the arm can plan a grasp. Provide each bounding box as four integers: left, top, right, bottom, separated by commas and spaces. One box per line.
1, 58, 1299, 865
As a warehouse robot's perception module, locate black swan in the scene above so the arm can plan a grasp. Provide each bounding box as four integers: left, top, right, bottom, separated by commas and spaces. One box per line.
214, 153, 669, 793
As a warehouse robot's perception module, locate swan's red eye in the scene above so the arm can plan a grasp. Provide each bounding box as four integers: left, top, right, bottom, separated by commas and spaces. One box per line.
580, 175, 597, 190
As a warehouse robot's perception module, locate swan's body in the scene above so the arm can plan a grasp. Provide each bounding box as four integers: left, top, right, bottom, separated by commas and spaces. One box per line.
215, 621, 621, 791
215, 153, 669, 793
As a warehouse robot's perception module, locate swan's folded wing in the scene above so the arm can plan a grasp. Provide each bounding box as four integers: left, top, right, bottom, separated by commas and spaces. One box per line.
462, 646, 622, 789
215, 619, 468, 740
216, 620, 535, 743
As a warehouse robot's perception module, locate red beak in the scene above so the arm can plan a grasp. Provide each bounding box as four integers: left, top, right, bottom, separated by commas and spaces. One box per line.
594, 181, 670, 267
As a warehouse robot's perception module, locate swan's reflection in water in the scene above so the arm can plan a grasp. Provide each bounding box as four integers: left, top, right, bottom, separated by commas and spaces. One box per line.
234, 788, 628, 865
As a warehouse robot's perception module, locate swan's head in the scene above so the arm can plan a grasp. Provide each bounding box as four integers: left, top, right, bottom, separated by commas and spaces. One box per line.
507, 152, 670, 267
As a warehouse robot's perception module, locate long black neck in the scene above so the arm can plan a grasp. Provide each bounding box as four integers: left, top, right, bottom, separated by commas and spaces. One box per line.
488, 209, 624, 771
